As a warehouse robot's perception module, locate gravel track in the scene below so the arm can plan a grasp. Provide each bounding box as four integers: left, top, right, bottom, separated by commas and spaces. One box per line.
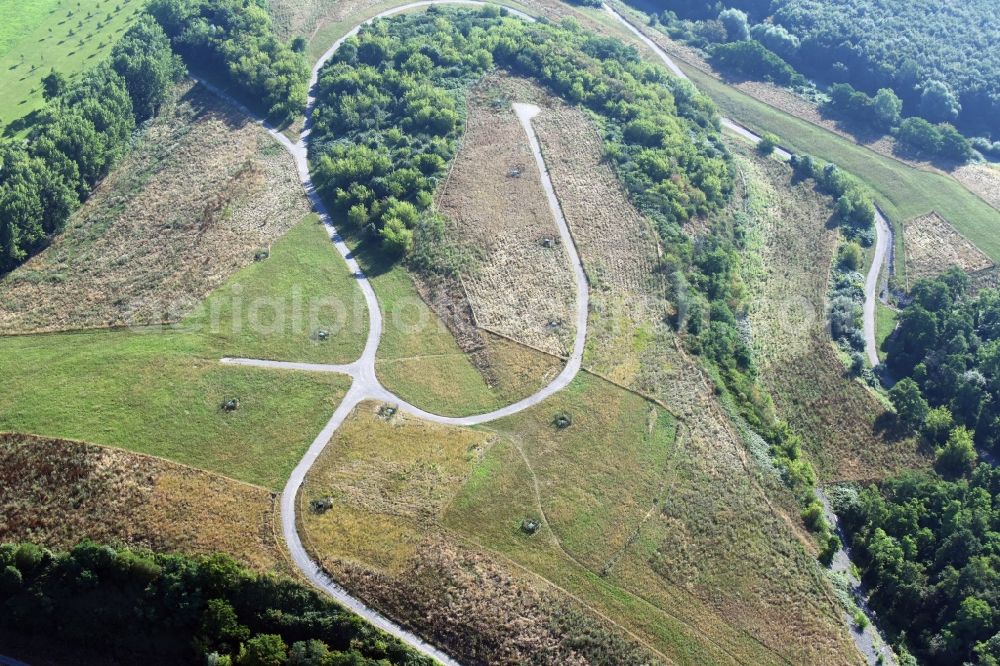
204, 3, 892, 663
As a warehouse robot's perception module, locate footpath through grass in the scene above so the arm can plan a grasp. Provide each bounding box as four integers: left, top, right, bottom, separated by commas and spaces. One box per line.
0, 214, 366, 488
0, 331, 349, 489
0, 0, 145, 130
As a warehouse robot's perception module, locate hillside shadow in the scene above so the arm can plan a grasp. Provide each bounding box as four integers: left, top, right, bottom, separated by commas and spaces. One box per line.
3, 110, 43, 137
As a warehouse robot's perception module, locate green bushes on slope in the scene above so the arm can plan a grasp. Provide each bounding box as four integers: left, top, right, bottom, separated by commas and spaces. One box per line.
308, 8, 731, 260
149, 0, 308, 124
0, 16, 183, 275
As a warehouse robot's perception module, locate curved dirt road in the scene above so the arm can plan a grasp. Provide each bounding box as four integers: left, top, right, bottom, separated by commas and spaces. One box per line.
208, 2, 891, 662
603, 3, 889, 367
210, 3, 595, 662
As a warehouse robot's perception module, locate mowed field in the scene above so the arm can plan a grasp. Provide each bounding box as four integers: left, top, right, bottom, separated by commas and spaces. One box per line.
0, 0, 144, 129
0, 208, 371, 488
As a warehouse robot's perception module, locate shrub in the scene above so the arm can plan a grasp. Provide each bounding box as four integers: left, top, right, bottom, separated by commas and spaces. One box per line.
837, 242, 863, 271
757, 132, 779, 155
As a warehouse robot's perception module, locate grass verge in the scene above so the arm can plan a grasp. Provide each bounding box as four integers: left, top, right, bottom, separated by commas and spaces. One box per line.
876, 302, 898, 361
183, 213, 367, 364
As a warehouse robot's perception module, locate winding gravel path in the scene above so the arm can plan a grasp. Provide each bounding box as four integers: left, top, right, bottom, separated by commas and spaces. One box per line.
209, 4, 594, 662
603, 3, 889, 367
206, 2, 893, 662
602, 6, 897, 663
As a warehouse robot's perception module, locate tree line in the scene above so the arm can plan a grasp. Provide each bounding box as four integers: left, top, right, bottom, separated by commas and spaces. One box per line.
308, 7, 731, 259
0, 16, 183, 275
639, 0, 998, 149
824, 83, 972, 162
148, 0, 309, 124
828, 268, 1000, 664
0, 540, 428, 665
886, 269, 999, 460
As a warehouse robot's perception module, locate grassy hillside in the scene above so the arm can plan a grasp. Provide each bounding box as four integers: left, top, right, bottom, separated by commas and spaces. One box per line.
0, 0, 145, 130
0, 330, 349, 489
0, 213, 369, 488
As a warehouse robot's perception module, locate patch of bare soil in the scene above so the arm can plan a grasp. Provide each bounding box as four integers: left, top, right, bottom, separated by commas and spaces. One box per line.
531, 94, 860, 663
0, 81, 309, 335
953, 163, 1000, 212
904, 211, 994, 282
438, 73, 576, 356
0, 433, 286, 573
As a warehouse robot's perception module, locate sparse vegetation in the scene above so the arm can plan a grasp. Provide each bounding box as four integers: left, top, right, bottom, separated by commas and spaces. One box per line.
0, 86, 313, 335
903, 212, 994, 284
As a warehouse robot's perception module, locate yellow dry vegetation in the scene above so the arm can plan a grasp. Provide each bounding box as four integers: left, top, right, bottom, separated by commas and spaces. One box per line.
299, 400, 493, 573
438, 73, 576, 356
530, 104, 861, 662
733, 140, 927, 480
298, 401, 663, 663
953, 163, 1000, 212
904, 211, 995, 283
0, 81, 309, 335
0, 433, 287, 573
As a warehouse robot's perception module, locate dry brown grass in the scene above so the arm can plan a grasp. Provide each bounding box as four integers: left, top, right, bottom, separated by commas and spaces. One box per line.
528, 86, 664, 387
439, 74, 576, 356
519, 100, 861, 663
0, 81, 309, 335
733, 141, 928, 481
903, 211, 994, 282
298, 401, 659, 664
0, 433, 287, 573
953, 163, 1000, 212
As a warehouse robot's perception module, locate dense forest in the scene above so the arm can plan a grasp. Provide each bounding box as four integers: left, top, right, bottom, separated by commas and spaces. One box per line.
886, 270, 999, 456
308, 7, 731, 261
830, 271, 1000, 664
0, 540, 427, 665
149, 0, 309, 123
0, 16, 183, 275
837, 468, 1000, 665
637, 0, 999, 140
